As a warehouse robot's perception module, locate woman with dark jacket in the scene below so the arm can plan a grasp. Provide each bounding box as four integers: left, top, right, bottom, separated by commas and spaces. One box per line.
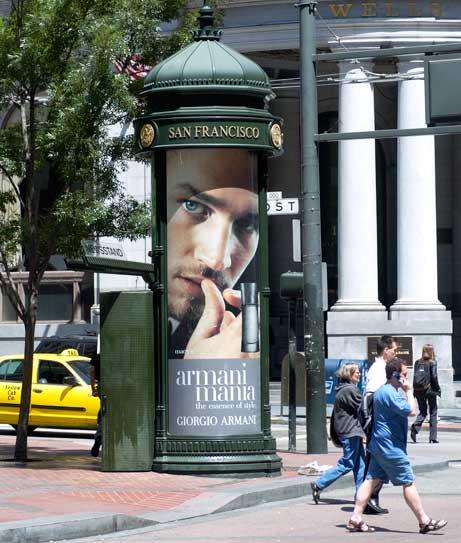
410, 344, 441, 444
311, 363, 366, 503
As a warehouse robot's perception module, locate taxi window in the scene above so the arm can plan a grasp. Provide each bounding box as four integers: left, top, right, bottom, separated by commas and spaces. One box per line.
81, 343, 97, 357
68, 360, 91, 384
38, 361, 72, 385
1, 360, 23, 381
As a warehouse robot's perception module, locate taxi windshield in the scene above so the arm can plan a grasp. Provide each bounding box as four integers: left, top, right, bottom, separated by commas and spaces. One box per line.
68, 360, 91, 384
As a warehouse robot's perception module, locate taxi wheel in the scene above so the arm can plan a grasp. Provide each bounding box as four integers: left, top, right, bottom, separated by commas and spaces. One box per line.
11, 425, 38, 434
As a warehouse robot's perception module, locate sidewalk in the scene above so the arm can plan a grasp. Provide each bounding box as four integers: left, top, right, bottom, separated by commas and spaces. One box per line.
272, 407, 461, 431
0, 418, 460, 543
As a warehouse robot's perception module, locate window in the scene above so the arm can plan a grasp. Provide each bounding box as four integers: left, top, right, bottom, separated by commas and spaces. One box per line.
0, 359, 24, 381
1, 287, 18, 322
38, 361, 72, 385
0, 271, 86, 323
68, 360, 91, 384
37, 284, 73, 321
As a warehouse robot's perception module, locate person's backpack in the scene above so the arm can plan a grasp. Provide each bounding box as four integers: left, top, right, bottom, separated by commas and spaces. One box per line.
413, 359, 431, 392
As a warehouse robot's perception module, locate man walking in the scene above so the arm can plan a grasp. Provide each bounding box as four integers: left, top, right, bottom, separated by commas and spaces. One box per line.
363, 335, 397, 514
346, 358, 447, 534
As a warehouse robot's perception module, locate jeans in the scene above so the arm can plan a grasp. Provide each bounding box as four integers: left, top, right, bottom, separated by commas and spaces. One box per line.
315, 436, 366, 492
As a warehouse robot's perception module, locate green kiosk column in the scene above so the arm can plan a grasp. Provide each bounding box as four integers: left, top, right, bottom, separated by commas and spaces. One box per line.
134, 3, 283, 476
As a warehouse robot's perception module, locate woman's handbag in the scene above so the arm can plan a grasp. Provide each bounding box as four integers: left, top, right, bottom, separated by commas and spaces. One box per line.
329, 412, 343, 448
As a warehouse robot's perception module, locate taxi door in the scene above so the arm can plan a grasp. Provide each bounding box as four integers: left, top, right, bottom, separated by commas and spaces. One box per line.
31, 359, 92, 428
0, 358, 23, 424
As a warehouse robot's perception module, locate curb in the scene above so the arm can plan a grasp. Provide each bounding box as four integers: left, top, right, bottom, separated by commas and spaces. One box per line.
0, 513, 155, 543
270, 416, 461, 432
0, 459, 450, 543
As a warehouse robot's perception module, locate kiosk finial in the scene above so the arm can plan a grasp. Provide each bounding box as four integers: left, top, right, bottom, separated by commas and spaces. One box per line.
194, 3, 222, 41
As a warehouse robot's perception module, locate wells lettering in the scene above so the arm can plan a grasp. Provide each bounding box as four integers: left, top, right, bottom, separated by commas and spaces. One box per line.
328, 2, 442, 18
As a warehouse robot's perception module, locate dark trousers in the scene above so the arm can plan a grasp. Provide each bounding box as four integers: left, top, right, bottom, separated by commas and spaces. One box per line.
413, 392, 438, 441
94, 411, 102, 443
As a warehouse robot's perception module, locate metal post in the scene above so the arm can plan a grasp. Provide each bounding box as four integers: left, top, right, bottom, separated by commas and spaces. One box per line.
288, 298, 297, 451
298, 0, 327, 453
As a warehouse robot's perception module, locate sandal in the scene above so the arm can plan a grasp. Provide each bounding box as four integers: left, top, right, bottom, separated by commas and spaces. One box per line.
310, 482, 321, 504
346, 519, 375, 532
419, 519, 447, 534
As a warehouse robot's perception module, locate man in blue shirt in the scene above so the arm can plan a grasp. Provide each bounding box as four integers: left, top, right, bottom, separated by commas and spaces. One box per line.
346, 358, 447, 534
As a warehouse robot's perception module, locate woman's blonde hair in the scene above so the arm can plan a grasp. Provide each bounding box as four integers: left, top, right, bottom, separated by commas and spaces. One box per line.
422, 344, 435, 361
336, 363, 359, 381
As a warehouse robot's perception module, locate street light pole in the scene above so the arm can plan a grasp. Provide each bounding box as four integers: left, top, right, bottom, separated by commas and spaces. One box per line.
297, 0, 328, 453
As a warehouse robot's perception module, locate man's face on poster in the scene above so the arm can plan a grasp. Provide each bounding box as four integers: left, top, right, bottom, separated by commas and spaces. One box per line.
167, 149, 258, 325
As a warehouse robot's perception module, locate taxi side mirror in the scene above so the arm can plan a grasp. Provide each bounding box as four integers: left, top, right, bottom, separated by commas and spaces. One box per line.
63, 375, 79, 387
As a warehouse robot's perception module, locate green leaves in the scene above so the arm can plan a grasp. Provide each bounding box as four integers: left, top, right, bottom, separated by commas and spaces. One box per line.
0, 0, 195, 270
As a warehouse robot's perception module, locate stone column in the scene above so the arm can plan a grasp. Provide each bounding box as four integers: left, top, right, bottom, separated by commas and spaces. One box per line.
389, 61, 453, 408
331, 63, 385, 312
390, 61, 444, 311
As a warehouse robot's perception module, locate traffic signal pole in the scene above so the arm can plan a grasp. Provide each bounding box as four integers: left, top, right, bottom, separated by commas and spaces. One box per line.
297, 0, 328, 454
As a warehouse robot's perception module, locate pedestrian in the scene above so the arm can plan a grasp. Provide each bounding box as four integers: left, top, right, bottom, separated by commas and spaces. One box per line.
346, 357, 447, 534
410, 344, 441, 444
90, 339, 101, 458
361, 335, 397, 514
311, 363, 366, 503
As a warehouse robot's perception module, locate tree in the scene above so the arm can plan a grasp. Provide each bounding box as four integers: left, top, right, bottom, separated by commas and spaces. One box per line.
0, 0, 198, 462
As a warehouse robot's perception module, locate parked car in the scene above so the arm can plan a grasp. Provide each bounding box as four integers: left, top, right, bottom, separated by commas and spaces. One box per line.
35, 334, 97, 357
0, 349, 99, 431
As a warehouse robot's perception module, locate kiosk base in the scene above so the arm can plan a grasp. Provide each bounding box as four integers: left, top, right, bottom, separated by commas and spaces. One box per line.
152, 436, 282, 477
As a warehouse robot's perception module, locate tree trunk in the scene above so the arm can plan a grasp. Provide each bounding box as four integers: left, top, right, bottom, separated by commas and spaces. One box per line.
14, 291, 37, 462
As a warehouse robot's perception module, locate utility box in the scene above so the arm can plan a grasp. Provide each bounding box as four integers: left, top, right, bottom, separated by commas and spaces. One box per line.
425, 53, 461, 125
280, 355, 369, 411
324, 359, 368, 404
100, 291, 154, 471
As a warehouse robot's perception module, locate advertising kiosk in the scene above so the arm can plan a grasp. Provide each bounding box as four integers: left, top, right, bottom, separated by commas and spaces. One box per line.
134, 4, 284, 476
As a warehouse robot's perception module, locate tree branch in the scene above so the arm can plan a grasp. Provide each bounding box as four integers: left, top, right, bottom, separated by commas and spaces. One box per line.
0, 249, 26, 320
0, 163, 26, 209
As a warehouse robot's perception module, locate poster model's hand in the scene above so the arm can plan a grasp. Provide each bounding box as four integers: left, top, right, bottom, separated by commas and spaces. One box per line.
184, 279, 257, 359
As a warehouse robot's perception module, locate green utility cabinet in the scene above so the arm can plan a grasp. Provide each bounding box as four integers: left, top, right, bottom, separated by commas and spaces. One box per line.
100, 291, 154, 471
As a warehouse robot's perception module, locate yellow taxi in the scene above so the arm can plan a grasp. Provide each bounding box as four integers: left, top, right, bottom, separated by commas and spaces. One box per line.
0, 349, 99, 431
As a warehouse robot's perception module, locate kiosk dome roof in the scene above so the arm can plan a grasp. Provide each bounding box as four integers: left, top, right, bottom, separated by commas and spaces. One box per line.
141, 4, 272, 100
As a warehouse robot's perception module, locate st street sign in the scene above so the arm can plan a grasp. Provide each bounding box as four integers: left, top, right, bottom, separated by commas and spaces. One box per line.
267, 198, 299, 215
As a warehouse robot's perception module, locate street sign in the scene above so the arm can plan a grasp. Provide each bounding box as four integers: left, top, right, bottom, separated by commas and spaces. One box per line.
267, 191, 282, 201
82, 240, 126, 260
267, 198, 299, 215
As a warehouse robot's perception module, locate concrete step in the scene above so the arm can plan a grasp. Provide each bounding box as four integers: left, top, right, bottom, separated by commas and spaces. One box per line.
455, 395, 461, 409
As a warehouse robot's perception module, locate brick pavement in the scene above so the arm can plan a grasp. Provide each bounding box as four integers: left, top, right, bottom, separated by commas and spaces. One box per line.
0, 433, 342, 526
0, 419, 459, 532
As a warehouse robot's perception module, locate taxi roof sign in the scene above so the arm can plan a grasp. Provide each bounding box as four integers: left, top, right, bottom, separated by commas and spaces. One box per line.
60, 348, 79, 357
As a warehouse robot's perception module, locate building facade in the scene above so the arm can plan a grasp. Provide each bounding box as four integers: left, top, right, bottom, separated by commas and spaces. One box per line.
218, 0, 460, 406
1, 0, 460, 406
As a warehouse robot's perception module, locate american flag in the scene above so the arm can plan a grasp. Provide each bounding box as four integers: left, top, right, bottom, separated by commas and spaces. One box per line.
114, 56, 152, 80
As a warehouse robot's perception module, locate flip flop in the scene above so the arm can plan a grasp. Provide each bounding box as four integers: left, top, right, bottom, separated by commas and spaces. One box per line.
346, 519, 375, 533
419, 519, 447, 534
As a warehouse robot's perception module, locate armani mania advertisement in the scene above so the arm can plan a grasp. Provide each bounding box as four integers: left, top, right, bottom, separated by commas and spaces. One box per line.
166, 148, 261, 437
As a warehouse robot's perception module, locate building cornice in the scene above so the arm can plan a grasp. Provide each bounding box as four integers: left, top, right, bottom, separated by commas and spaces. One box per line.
222, 20, 461, 52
